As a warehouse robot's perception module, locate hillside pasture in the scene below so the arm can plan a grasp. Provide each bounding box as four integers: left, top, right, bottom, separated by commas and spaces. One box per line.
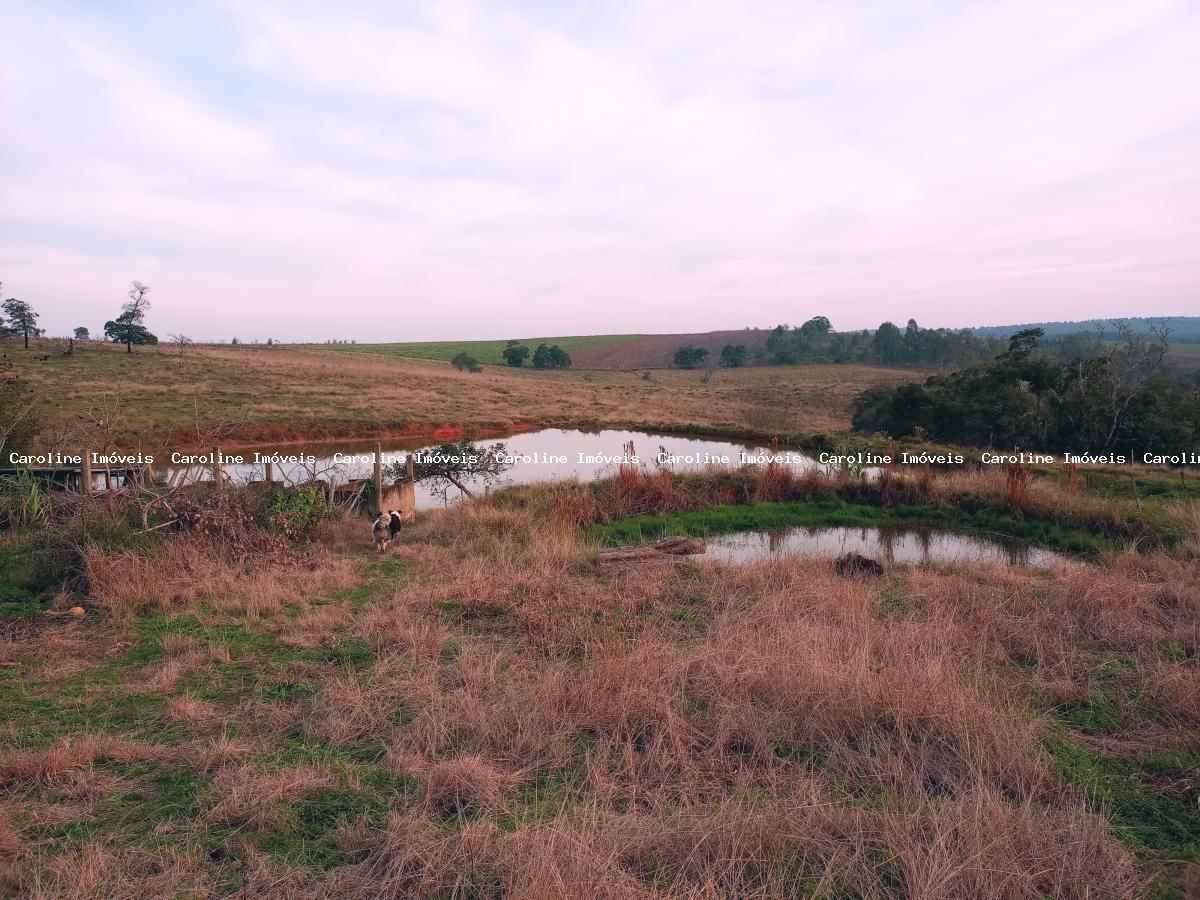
5, 337, 921, 446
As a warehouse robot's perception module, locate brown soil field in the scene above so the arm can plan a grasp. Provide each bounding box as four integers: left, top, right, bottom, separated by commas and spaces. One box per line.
569, 329, 774, 369
7, 338, 920, 447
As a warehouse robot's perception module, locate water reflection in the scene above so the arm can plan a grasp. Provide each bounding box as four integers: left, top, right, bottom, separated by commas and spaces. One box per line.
706, 525, 1061, 568
157, 428, 820, 510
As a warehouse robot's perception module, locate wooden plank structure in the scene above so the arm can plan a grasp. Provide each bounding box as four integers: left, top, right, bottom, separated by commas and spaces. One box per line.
2, 444, 418, 517
0, 454, 145, 494
334, 443, 417, 520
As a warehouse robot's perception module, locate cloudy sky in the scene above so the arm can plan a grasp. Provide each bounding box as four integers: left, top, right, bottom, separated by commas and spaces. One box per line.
1, 1, 1197, 342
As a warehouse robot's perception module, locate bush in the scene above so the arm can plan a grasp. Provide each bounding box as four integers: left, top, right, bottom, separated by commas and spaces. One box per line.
451, 352, 482, 373
502, 344, 529, 367
264, 485, 327, 536
531, 344, 571, 369
673, 346, 708, 369
721, 344, 747, 367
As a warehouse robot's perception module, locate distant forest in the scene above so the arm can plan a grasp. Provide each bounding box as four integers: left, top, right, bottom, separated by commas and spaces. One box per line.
853, 326, 1200, 454
710, 315, 1200, 371
751, 318, 1007, 368
970, 316, 1200, 343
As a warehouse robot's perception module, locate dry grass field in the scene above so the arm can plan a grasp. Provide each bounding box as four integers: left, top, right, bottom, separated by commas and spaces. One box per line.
0, 470, 1197, 897
7, 338, 920, 446
4, 336, 1198, 898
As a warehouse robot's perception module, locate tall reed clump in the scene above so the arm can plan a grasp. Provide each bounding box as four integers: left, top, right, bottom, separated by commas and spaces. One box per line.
0, 471, 52, 528
1006, 461, 1031, 514
752, 458, 794, 502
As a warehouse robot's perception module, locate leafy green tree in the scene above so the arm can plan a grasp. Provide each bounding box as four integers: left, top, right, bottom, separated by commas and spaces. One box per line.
720, 344, 747, 368
549, 345, 571, 368
851, 326, 1198, 454
388, 438, 514, 500
74, 327, 90, 340
2, 297, 43, 349
871, 321, 904, 365
503, 344, 530, 367
104, 281, 156, 352
451, 352, 482, 372
673, 346, 708, 369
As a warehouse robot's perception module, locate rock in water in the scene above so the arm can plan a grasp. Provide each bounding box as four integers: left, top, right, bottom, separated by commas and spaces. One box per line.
834, 553, 884, 578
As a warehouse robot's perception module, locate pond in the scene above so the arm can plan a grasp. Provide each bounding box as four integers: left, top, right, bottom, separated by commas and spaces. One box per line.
704, 525, 1064, 568
159, 428, 821, 509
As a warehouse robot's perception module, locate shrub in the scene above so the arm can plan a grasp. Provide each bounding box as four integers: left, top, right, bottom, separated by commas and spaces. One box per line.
451, 352, 482, 372
673, 346, 708, 369
264, 485, 327, 536
502, 344, 530, 367
531, 344, 571, 369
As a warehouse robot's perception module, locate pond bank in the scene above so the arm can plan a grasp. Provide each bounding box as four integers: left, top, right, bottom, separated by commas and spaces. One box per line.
584, 499, 1114, 557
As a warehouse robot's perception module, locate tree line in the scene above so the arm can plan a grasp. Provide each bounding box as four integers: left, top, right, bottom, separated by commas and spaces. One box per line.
673, 317, 1008, 370
851, 325, 1200, 454
761, 317, 1006, 367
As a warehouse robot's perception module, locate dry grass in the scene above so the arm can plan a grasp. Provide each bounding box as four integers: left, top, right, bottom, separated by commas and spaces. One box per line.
12, 337, 919, 445
84, 533, 358, 620
208, 764, 339, 830
0, 736, 156, 786
2, 489, 1196, 896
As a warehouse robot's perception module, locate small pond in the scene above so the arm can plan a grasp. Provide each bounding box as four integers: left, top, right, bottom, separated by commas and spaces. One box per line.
160, 428, 821, 510
704, 525, 1064, 568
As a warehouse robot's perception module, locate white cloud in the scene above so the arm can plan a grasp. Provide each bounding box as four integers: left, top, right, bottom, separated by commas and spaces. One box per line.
1, 0, 1197, 340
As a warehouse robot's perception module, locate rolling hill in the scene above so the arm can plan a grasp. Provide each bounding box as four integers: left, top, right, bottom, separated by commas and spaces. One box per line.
288, 315, 1200, 371
970, 316, 1200, 342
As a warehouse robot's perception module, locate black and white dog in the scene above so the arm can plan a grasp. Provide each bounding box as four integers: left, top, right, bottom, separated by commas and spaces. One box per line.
371, 510, 404, 551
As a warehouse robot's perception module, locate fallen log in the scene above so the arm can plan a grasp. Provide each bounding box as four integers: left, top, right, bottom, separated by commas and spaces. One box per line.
599, 536, 706, 562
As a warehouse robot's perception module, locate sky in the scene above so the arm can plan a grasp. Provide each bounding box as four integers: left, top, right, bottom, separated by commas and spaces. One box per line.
1, 0, 1198, 343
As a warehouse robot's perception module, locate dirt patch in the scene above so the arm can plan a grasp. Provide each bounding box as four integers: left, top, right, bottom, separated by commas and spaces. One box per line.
571, 329, 774, 369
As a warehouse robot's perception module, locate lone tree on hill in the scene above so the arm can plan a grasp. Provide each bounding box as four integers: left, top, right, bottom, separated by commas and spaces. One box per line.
673, 346, 708, 369
2, 293, 43, 349
531, 343, 571, 369
104, 281, 157, 352
74, 326, 90, 341
502, 342, 530, 367
451, 352, 482, 373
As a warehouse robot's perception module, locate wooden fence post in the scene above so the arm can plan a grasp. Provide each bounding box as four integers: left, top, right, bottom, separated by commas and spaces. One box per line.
374, 442, 384, 511
265, 461, 274, 486
213, 447, 223, 492
81, 450, 92, 495
1128, 471, 1141, 512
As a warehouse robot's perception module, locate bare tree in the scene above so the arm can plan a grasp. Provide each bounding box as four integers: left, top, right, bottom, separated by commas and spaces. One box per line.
1051, 319, 1172, 451
168, 333, 194, 356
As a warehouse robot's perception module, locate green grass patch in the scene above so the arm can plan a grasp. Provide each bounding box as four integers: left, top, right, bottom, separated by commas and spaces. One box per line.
288, 334, 644, 365
1045, 730, 1200, 897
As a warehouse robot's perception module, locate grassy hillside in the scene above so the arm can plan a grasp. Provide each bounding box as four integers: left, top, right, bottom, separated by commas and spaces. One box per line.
287, 334, 645, 366
6, 337, 920, 446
